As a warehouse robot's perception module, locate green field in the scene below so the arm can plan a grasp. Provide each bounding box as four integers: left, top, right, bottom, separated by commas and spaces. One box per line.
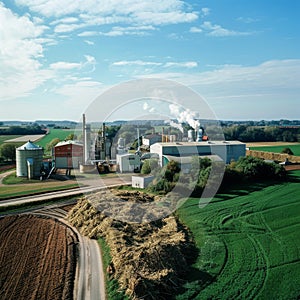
0, 135, 21, 145
37, 128, 75, 149
250, 144, 300, 156
177, 171, 300, 299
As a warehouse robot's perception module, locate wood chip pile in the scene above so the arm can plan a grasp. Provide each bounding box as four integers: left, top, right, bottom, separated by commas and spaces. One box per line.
67, 190, 193, 299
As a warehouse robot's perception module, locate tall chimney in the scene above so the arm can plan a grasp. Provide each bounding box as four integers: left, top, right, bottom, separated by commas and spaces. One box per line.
82, 114, 86, 164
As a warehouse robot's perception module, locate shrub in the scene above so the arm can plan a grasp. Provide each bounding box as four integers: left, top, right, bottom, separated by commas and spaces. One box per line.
281, 147, 294, 155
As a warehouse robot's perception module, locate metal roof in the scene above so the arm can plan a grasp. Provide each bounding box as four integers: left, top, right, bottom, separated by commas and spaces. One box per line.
55, 140, 83, 147
17, 140, 43, 150
152, 141, 245, 147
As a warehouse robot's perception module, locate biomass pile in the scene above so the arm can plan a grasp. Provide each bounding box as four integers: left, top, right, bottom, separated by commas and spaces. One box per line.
0, 215, 77, 300
68, 190, 195, 299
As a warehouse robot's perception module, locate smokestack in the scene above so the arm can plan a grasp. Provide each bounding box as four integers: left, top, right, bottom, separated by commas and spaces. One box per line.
82, 114, 86, 164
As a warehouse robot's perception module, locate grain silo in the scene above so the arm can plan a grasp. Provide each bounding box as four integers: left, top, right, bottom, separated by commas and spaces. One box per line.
16, 141, 44, 179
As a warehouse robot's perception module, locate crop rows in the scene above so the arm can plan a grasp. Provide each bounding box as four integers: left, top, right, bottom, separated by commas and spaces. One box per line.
177, 171, 300, 299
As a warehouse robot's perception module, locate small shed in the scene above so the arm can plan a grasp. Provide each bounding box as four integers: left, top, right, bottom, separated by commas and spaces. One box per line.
132, 175, 154, 189
16, 141, 44, 178
53, 140, 83, 169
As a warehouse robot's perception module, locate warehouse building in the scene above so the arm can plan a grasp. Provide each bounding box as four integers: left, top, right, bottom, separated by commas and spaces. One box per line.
150, 141, 246, 165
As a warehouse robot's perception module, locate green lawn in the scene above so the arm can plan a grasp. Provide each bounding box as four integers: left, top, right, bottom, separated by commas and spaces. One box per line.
176, 171, 300, 299
0, 183, 80, 200
250, 144, 300, 156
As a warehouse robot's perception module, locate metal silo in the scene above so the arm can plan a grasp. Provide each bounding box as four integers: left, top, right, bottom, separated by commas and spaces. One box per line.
16, 141, 44, 178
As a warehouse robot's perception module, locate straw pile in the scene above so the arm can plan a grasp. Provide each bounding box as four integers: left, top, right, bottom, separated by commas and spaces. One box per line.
67, 190, 193, 299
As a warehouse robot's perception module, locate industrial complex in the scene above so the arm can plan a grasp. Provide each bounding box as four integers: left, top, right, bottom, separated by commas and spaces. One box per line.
15, 114, 246, 180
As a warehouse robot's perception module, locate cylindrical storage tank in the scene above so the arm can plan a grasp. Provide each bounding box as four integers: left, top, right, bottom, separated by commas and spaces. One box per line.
16, 141, 44, 178
188, 129, 195, 142
196, 128, 203, 142
118, 138, 125, 149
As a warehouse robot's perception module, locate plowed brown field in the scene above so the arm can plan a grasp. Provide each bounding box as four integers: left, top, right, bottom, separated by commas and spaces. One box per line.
0, 215, 77, 300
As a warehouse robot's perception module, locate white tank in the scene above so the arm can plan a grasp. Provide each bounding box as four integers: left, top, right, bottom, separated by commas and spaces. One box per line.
16, 141, 43, 178
196, 128, 203, 142
188, 129, 195, 142
118, 138, 125, 149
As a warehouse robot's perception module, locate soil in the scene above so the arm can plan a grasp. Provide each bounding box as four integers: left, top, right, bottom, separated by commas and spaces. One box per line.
0, 214, 77, 300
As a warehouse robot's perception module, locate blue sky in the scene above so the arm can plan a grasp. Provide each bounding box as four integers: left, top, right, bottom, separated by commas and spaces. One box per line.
0, 0, 299, 122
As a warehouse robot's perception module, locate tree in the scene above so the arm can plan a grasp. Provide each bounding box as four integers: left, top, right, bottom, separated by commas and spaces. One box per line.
0, 143, 16, 161
46, 138, 60, 152
281, 147, 294, 155
141, 159, 159, 174
65, 133, 76, 141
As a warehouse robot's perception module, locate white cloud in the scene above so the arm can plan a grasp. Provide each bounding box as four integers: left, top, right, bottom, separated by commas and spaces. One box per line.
201, 7, 210, 16
84, 40, 94, 45
201, 21, 252, 37
134, 60, 300, 119
112, 60, 162, 67
55, 79, 104, 109
50, 62, 81, 70
78, 31, 98, 37
0, 3, 53, 100
138, 59, 300, 94
50, 17, 79, 25
15, 0, 198, 31
164, 61, 198, 68
112, 60, 197, 69
50, 55, 96, 72
54, 23, 85, 33
189, 26, 202, 33
237, 17, 259, 24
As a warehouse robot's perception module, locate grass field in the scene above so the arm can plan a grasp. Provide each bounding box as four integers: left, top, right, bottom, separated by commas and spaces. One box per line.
176, 171, 300, 299
249, 144, 300, 156
0, 135, 22, 145
37, 128, 75, 149
0, 178, 80, 199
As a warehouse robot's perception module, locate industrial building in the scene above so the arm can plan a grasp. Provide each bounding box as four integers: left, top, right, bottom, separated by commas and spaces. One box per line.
150, 141, 246, 165
53, 140, 83, 170
116, 153, 141, 173
142, 134, 162, 147
16, 141, 44, 178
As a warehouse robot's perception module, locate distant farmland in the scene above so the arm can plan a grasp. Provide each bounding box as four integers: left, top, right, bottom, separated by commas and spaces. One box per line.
177, 171, 300, 299
249, 143, 300, 156
37, 128, 75, 149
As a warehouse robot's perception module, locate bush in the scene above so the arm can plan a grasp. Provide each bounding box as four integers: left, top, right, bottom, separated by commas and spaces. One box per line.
281, 147, 294, 155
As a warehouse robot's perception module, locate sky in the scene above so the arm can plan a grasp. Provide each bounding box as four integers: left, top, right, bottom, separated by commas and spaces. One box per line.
0, 0, 299, 122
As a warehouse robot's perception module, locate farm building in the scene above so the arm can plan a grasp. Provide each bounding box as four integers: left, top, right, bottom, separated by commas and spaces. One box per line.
16, 141, 44, 179
53, 140, 83, 170
116, 153, 141, 173
150, 141, 246, 165
132, 175, 154, 189
142, 134, 162, 146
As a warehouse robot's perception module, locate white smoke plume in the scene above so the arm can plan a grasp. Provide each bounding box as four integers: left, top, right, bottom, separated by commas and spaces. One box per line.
168, 120, 184, 133
169, 104, 200, 130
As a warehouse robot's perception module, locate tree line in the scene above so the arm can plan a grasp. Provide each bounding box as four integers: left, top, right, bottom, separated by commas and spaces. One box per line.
0, 125, 46, 135
223, 125, 299, 142
141, 156, 287, 196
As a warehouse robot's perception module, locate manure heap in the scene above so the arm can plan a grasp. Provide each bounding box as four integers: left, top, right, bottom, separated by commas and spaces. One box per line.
68, 190, 195, 300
